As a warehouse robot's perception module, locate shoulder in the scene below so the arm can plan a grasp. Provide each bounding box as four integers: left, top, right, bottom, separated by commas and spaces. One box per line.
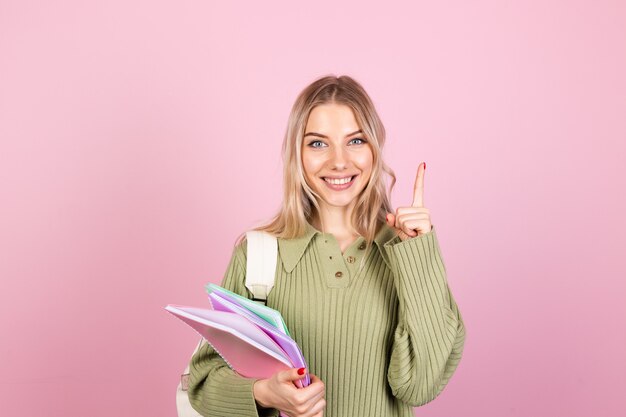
228, 234, 248, 267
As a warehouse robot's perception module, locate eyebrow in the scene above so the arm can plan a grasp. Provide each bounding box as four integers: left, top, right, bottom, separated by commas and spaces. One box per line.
303, 129, 363, 139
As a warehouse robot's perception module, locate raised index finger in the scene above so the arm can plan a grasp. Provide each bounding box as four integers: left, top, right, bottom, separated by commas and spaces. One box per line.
412, 162, 425, 207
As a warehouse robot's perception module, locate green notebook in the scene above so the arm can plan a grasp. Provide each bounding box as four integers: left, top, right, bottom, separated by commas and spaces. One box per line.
205, 283, 291, 337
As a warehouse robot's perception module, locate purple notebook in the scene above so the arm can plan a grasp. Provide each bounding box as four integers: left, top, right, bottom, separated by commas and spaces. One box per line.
165, 305, 293, 379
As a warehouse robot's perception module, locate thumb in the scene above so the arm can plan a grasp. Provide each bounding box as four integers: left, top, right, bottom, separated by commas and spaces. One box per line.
385, 213, 395, 228
278, 367, 307, 383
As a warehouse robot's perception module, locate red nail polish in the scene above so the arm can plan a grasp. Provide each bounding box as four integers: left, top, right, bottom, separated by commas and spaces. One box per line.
297, 367, 305, 375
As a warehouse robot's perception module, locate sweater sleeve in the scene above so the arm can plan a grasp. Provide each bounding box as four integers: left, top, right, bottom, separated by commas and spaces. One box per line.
187, 240, 280, 417
382, 225, 466, 407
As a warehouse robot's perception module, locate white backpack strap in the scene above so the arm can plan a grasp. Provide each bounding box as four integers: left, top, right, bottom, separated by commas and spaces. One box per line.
245, 230, 278, 304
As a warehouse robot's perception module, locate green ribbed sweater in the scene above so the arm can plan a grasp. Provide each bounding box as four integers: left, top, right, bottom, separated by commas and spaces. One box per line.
188, 222, 465, 417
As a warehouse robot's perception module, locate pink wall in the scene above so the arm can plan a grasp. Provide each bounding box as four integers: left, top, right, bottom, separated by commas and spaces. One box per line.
1, 1, 625, 416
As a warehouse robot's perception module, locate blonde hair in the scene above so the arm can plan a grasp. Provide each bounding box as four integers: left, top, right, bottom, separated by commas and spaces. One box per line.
235, 74, 397, 267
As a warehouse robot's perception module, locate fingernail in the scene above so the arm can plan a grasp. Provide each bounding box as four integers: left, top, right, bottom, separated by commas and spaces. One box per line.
297, 367, 305, 375
424, 162, 426, 171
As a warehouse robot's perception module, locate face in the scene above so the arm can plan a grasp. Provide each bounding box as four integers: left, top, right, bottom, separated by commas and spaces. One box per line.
301, 103, 373, 212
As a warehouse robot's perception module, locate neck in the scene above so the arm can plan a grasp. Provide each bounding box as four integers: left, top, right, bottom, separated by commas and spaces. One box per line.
311, 202, 359, 237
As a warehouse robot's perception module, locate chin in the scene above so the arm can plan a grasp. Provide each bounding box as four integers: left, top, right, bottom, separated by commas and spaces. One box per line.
318, 191, 362, 208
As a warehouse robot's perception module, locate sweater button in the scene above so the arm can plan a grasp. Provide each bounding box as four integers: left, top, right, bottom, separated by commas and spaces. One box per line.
335, 271, 343, 278
347, 256, 355, 263
358, 243, 365, 250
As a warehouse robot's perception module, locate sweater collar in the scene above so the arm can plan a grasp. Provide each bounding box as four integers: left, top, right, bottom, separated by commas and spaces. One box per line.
277, 220, 399, 273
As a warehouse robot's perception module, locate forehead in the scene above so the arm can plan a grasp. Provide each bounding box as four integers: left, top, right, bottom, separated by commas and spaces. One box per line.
305, 103, 359, 132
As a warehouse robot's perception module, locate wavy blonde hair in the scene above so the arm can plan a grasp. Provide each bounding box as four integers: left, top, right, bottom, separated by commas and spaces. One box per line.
235, 74, 397, 263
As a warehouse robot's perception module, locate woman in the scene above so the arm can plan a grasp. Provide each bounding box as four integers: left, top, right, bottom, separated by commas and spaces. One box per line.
187, 75, 466, 417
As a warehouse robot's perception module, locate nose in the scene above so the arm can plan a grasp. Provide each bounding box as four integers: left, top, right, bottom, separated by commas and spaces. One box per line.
329, 146, 347, 169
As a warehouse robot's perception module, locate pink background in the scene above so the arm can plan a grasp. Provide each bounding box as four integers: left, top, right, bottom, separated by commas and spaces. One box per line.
1, 1, 625, 416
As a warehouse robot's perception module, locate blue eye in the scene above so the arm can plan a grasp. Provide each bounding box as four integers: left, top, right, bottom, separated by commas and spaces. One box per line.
350, 138, 367, 145
308, 140, 326, 148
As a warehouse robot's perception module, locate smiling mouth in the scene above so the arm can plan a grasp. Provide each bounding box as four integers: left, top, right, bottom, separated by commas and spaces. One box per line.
320, 175, 358, 190
322, 176, 355, 185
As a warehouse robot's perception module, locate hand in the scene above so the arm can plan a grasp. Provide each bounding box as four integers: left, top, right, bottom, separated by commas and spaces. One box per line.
253, 367, 326, 417
385, 162, 433, 241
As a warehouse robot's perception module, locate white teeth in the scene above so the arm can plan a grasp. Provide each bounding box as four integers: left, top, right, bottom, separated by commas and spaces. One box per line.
324, 176, 353, 185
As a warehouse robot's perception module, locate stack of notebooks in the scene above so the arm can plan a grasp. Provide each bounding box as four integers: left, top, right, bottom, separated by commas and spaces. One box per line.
165, 283, 310, 388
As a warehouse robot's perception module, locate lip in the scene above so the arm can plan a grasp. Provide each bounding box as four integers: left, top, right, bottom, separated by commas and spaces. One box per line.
321, 174, 357, 191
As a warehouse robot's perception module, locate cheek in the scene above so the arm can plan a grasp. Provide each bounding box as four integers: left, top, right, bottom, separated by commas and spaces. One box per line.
355, 151, 374, 173
302, 152, 324, 178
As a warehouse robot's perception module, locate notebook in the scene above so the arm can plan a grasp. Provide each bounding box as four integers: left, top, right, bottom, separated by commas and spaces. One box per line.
165, 304, 308, 388
205, 283, 291, 336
